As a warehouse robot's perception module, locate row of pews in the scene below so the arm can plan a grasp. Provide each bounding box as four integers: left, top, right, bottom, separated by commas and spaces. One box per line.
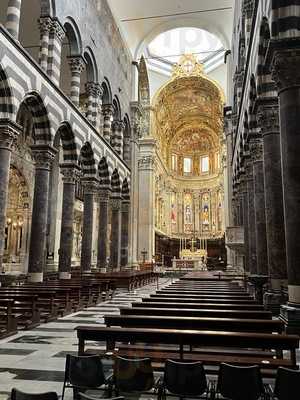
0, 277, 115, 338
76, 276, 300, 379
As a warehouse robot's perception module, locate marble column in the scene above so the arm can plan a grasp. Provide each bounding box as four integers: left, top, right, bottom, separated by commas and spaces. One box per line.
68, 56, 85, 107
109, 197, 122, 270
85, 82, 102, 126
245, 161, 257, 274
58, 165, 79, 279
28, 146, 56, 282
0, 121, 20, 272
5, 0, 22, 39
270, 48, 300, 329
102, 104, 114, 142
81, 179, 98, 272
38, 16, 52, 72
46, 19, 65, 85
96, 189, 110, 272
240, 182, 249, 273
258, 102, 287, 288
251, 139, 268, 275
120, 199, 130, 268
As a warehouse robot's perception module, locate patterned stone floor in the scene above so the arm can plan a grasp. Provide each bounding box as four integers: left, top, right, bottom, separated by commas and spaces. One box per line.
0, 278, 172, 399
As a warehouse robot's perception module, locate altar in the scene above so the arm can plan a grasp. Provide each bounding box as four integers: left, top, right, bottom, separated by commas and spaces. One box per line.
172, 248, 207, 270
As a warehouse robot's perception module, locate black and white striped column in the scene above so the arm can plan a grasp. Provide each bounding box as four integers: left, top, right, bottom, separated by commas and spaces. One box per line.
102, 104, 114, 142
47, 19, 65, 86
111, 121, 124, 157
38, 17, 52, 72
96, 189, 110, 272
109, 196, 122, 270
68, 56, 85, 107
5, 0, 22, 40
85, 82, 102, 126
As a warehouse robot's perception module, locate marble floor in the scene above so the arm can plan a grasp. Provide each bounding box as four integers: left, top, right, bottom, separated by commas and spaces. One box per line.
0, 277, 299, 399
0, 278, 172, 399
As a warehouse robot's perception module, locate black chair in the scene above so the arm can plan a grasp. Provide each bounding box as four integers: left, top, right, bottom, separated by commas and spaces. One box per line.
113, 356, 157, 395
79, 393, 124, 400
159, 359, 208, 400
11, 388, 58, 400
62, 354, 112, 400
272, 367, 300, 399
216, 363, 265, 400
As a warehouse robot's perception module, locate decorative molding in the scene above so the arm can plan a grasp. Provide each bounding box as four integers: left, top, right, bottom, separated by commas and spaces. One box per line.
31, 145, 57, 170
68, 56, 86, 74
250, 139, 263, 163
138, 155, 155, 170
0, 120, 21, 151
257, 105, 280, 135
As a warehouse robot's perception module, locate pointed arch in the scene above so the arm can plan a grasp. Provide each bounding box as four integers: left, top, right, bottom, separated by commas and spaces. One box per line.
80, 142, 96, 177
63, 17, 82, 56
84, 47, 98, 83
113, 96, 121, 121
55, 122, 79, 163
98, 156, 110, 188
121, 178, 130, 201
101, 78, 112, 105
17, 92, 52, 145
111, 168, 121, 196
138, 55, 150, 103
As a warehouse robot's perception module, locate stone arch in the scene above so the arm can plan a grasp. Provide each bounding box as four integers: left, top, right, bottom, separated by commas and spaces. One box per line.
83, 47, 98, 83
16, 92, 53, 145
101, 79, 112, 105
111, 168, 121, 196
121, 178, 130, 200
40, 0, 56, 17
98, 157, 110, 188
248, 74, 259, 138
257, 17, 276, 98
79, 142, 96, 178
63, 17, 82, 56
0, 65, 15, 120
112, 96, 121, 121
123, 114, 131, 164
55, 122, 79, 163
138, 55, 150, 103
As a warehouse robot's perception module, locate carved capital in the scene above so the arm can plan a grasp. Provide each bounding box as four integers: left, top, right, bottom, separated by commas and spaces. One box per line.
102, 104, 114, 117
250, 139, 263, 163
271, 49, 300, 91
81, 178, 99, 194
112, 120, 125, 132
0, 120, 21, 151
31, 145, 57, 170
257, 104, 280, 136
60, 164, 80, 184
98, 189, 111, 202
50, 19, 65, 41
85, 82, 103, 98
68, 56, 85, 74
38, 17, 52, 34
138, 155, 155, 170
110, 197, 122, 211
121, 200, 130, 213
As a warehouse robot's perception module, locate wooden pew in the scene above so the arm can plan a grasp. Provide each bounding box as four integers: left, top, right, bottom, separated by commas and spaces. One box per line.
132, 301, 265, 310
104, 313, 283, 333
0, 300, 18, 337
158, 289, 249, 295
0, 294, 40, 328
151, 293, 254, 300
145, 296, 258, 304
75, 326, 299, 377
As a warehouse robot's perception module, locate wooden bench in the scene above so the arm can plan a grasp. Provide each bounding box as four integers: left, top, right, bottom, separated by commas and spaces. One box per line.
133, 301, 264, 310
145, 296, 258, 304
0, 294, 40, 328
104, 313, 283, 333
155, 291, 252, 299
0, 300, 18, 337
75, 326, 299, 377
158, 289, 249, 295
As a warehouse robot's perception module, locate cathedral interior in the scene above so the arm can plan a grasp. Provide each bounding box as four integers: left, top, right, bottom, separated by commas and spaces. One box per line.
0, 0, 300, 398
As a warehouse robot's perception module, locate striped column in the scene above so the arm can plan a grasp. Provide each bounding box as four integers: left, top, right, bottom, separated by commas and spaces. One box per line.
68, 56, 85, 107
85, 82, 102, 126
38, 17, 52, 72
102, 104, 114, 142
111, 121, 125, 157
47, 19, 65, 86
5, 0, 22, 40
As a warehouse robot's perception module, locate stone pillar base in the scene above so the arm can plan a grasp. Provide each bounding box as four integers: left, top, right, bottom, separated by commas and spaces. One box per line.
264, 291, 287, 316
280, 303, 300, 334
28, 272, 43, 283
59, 272, 71, 280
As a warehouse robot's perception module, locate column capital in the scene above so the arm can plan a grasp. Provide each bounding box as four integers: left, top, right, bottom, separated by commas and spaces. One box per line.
121, 200, 130, 213
112, 120, 125, 131
257, 102, 279, 136
60, 163, 81, 184
98, 189, 111, 202
31, 145, 57, 170
85, 82, 103, 98
102, 103, 114, 116
250, 139, 263, 163
110, 197, 122, 211
81, 178, 99, 194
50, 19, 65, 41
38, 16, 52, 34
0, 119, 21, 150
68, 55, 86, 74
271, 46, 300, 92
138, 155, 155, 170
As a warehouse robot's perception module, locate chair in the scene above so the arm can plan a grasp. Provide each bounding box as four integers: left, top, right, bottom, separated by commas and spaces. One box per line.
159, 359, 208, 400
216, 363, 265, 400
11, 388, 58, 400
113, 356, 157, 395
79, 394, 124, 400
62, 354, 112, 400
272, 367, 300, 399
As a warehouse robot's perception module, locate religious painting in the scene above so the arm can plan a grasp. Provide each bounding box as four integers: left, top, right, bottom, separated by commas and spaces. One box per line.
201, 192, 210, 231
171, 193, 177, 233
184, 193, 193, 233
